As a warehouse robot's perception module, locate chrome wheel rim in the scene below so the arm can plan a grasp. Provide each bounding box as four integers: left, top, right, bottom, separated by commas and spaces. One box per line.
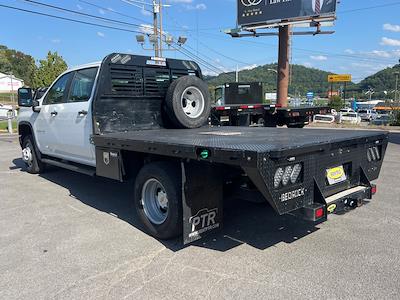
180, 86, 205, 119
22, 146, 33, 167
141, 179, 169, 225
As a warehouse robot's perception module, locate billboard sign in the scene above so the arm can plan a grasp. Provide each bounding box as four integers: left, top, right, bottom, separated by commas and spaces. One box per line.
238, 0, 337, 27
328, 74, 352, 83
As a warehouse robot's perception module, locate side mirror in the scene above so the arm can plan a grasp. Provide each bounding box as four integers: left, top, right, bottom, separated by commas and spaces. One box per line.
32, 99, 41, 113
18, 88, 33, 107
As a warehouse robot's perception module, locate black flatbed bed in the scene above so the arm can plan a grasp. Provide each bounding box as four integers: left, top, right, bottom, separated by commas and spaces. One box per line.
93, 127, 387, 165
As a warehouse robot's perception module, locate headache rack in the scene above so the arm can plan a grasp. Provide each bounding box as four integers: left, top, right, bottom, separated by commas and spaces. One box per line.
92, 53, 202, 134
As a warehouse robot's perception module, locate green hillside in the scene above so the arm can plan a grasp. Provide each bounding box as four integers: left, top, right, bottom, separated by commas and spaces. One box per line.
357, 64, 400, 98
206, 63, 357, 97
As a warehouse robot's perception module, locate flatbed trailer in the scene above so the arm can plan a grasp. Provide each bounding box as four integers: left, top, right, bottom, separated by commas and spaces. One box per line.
212, 103, 330, 127
211, 82, 330, 127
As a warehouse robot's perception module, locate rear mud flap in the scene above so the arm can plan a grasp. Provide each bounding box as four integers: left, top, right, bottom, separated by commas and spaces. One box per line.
181, 162, 223, 245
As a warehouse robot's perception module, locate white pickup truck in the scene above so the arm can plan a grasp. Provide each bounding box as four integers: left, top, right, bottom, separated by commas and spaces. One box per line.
17, 53, 388, 244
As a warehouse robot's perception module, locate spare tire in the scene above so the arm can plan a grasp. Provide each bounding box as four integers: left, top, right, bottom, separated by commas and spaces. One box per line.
165, 76, 211, 129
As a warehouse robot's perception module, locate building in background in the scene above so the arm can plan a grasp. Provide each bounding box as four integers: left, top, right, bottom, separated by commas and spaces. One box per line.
0, 73, 24, 93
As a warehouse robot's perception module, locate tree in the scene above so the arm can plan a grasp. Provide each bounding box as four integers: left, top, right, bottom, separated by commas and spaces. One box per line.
329, 95, 344, 112
0, 45, 36, 86
33, 51, 67, 88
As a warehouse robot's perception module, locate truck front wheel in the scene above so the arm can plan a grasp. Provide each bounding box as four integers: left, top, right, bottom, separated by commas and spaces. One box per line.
22, 135, 45, 174
134, 162, 182, 240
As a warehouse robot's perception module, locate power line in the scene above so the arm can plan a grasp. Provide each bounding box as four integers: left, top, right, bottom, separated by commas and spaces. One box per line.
78, 0, 148, 24
163, 9, 253, 67
183, 44, 231, 71
169, 42, 228, 74
20, 0, 144, 28
173, 47, 220, 74
339, 1, 400, 14
120, 0, 153, 14
161, 9, 236, 71
0, 4, 142, 34
198, 32, 398, 65
0, 3, 225, 74
178, 46, 226, 74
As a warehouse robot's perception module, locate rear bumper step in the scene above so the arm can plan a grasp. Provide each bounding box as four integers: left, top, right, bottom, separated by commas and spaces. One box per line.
296, 185, 375, 222
325, 186, 371, 205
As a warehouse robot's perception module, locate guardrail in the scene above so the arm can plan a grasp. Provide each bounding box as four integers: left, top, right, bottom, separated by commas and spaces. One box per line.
0, 106, 16, 134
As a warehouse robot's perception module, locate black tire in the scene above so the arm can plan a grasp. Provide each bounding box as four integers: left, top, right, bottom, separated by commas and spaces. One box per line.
165, 76, 211, 129
134, 161, 182, 240
257, 117, 265, 126
22, 135, 45, 174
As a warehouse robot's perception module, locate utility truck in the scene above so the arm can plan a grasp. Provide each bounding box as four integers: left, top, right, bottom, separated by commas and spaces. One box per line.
211, 82, 330, 128
18, 53, 388, 244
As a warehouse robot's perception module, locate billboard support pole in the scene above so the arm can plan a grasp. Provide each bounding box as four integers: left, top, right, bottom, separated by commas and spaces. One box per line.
277, 25, 290, 108
343, 82, 347, 106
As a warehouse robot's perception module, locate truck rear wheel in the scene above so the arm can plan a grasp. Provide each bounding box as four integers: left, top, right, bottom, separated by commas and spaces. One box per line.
134, 162, 182, 240
165, 76, 211, 129
22, 135, 45, 174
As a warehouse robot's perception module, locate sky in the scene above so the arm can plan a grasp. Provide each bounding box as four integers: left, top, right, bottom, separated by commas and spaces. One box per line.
1, 0, 400, 82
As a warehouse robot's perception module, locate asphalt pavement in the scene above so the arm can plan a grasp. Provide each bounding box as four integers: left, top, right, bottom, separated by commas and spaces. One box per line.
0, 131, 400, 299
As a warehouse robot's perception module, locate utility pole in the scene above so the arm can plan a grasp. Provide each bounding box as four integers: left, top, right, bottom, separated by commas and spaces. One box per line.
277, 25, 291, 108
135, 1, 186, 56
152, 0, 159, 57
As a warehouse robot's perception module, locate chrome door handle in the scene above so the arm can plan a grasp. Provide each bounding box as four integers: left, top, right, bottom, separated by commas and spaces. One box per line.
78, 110, 88, 116
50, 111, 58, 117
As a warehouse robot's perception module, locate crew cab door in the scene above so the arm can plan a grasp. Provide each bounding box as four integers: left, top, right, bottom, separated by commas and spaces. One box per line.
34, 72, 73, 156
54, 67, 99, 166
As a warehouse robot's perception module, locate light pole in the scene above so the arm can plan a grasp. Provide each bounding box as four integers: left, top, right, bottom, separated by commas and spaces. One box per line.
134, 1, 186, 57
124, 0, 171, 57
395, 71, 399, 103
10, 72, 15, 104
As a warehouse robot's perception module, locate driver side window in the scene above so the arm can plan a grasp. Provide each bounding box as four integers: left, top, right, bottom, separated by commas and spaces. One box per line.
43, 72, 72, 105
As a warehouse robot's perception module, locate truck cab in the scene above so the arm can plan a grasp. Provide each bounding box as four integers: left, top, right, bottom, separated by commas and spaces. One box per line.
18, 62, 101, 166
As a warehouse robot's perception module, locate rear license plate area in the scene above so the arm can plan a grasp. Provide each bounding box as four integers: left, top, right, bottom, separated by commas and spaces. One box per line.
326, 165, 347, 185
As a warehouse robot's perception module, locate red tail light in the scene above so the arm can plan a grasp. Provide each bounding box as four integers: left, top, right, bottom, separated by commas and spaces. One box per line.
371, 185, 377, 195
315, 207, 325, 219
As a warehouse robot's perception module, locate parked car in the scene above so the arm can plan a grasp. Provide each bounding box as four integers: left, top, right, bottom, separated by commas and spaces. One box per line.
339, 108, 355, 114
370, 114, 393, 126
0, 104, 14, 120
339, 112, 361, 125
313, 114, 335, 124
358, 109, 378, 121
